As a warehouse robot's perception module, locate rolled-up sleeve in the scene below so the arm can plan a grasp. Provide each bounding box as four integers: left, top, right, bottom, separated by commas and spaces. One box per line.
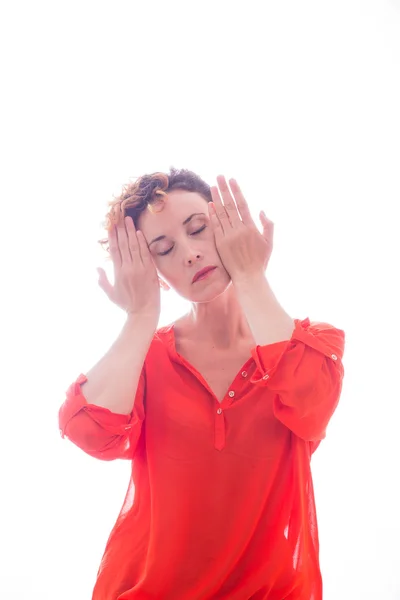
58, 370, 146, 461
250, 318, 345, 442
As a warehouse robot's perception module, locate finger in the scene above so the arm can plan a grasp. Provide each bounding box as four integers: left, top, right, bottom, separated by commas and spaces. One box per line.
210, 185, 230, 234
108, 222, 123, 272
260, 211, 273, 224
260, 211, 274, 240
229, 178, 255, 227
208, 201, 223, 239
97, 267, 114, 299
115, 203, 133, 264
125, 214, 142, 262
136, 229, 152, 265
260, 210, 274, 228
216, 175, 241, 227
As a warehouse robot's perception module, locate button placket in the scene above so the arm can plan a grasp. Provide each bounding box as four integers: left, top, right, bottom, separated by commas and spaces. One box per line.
212, 364, 250, 450
214, 406, 226, 450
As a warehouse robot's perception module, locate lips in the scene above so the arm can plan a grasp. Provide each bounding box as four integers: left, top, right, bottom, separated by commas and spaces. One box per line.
192, 266, 217, 283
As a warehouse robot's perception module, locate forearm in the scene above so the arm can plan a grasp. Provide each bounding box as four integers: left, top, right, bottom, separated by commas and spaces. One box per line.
80, 314, 157, 414
233, 273, 295, 346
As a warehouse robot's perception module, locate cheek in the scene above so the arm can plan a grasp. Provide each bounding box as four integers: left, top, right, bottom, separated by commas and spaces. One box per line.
207, 230, 217, 250
155, 263, 180, 288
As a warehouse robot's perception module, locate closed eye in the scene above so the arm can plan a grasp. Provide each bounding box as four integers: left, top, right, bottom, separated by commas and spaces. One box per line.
158, 225, 207, 256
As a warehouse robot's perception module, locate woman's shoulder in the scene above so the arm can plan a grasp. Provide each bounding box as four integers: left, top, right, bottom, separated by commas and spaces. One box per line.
157, 315, 189, 340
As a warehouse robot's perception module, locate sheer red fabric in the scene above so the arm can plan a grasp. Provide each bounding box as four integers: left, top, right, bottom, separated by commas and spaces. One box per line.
58, 317, 345, 599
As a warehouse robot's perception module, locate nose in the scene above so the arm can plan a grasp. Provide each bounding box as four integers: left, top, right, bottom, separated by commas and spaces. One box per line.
180, 237, 203, 265
186, 252, 201, 265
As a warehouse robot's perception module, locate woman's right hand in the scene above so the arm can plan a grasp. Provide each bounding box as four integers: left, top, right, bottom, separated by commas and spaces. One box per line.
97, 203, 161, 321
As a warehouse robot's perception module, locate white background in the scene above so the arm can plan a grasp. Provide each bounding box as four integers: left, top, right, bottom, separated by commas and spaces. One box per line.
1, 1, 399, 598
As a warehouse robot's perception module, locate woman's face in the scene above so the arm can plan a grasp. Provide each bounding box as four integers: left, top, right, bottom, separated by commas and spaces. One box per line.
137, 190, 231, 301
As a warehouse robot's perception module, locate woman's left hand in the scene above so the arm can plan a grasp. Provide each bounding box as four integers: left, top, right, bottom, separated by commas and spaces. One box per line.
208, 175, 274, 283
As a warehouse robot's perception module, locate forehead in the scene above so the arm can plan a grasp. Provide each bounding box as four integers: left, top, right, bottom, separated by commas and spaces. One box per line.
138, 190, 208, 236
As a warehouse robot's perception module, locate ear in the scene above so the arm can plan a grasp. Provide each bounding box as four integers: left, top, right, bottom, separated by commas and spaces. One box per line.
158, 276, 170, 291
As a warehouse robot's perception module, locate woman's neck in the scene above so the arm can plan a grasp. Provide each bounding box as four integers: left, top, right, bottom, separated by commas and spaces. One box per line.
180, 286, 254, 349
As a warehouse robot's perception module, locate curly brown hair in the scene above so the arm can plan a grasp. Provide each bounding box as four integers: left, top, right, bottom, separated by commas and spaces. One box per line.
98, 167, 212, 258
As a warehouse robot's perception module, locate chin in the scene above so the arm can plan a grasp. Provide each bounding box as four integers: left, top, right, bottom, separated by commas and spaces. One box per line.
186, 278, 232, 303
164, 268, 232, 302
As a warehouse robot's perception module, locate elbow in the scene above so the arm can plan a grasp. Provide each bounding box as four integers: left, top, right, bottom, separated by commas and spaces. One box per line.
60, 410, 138, 460
61, 412, 118, 455
273, 382, 343, 442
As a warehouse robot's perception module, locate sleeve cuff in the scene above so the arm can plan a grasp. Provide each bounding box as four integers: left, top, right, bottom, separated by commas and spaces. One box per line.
58, 373, 138, 439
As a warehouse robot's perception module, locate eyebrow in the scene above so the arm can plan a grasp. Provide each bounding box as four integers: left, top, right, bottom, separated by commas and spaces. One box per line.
148, 212, 206, 246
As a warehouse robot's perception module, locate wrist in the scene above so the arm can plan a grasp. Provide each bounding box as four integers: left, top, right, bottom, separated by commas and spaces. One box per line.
232, 271, 267, 289
125, 311, 158, 328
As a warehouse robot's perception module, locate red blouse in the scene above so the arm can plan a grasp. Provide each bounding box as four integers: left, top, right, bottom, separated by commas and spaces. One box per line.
58, 317, 345, 600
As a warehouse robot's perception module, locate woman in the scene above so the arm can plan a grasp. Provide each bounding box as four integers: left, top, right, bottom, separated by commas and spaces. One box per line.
58, 168, 345, 600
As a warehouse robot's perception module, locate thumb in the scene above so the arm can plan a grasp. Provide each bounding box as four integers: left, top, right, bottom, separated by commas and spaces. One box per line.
96, 267, 113, 297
